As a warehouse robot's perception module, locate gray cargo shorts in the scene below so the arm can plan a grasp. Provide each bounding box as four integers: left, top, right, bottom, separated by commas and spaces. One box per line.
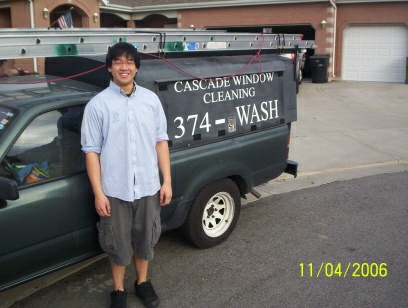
96, 192, 161, 266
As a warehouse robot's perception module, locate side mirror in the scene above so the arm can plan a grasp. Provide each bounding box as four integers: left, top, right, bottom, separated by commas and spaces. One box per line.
0, 177, 19, 200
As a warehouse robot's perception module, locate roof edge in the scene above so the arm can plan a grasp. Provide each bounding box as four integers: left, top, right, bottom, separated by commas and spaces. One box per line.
102, 0, 328, 13
336, 0, 408, 3
100, 0, 408, 14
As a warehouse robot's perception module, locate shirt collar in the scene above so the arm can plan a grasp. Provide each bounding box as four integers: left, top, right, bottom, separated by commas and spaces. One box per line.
109, 80, 137, 97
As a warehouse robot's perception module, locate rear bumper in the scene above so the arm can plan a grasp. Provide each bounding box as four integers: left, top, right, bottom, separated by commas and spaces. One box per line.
284, 160, 298, 178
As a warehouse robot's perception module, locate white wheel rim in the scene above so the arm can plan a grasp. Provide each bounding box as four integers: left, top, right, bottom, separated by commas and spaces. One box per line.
202, 192, 235, 238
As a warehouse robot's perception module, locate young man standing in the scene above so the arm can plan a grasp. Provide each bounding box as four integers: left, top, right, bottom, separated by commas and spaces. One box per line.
81, 42, 172, 308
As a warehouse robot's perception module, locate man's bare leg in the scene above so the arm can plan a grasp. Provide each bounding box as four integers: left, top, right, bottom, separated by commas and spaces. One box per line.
111, 261, 126, 291
133, 253, 148, 284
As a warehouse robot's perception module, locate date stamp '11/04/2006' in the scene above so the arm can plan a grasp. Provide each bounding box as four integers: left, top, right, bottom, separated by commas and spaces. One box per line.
299, 262, 388, 278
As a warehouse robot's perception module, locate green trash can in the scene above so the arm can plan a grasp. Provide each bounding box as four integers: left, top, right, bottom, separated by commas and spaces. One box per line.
310, 54, 330, 83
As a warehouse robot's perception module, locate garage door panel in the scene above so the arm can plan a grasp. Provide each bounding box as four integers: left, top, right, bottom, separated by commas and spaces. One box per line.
378, 37, 391, 45
390, 60, 401, 69
362, 27, 376, 35
348, 37, 360, 45
393, 48, 406, 57
347, 48, 360, 56
363, 37, 375, 45
346, 59, 359, 68
394, 37, 406, 45
362, 48, 374, 56
376, 60, 388, 68
394, 32, 406, 40
362, 60, 374, 68
377, 48, 390, 56
343, 25, 408, 82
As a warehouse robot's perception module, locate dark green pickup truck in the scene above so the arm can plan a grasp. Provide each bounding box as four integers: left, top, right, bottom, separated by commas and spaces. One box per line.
0, 53, 297, 290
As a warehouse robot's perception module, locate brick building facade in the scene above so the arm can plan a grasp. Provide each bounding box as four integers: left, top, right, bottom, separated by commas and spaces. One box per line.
1, 0, 407, 81
0, 0, 100, 73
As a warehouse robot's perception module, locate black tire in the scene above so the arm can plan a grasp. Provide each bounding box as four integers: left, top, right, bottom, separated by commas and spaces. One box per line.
183, 178, 241, 248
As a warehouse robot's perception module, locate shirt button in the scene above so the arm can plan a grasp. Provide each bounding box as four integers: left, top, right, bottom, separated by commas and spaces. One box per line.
108, 245, 114, 250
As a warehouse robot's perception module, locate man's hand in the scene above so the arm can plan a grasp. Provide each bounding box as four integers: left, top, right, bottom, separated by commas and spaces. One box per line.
95, 194, 111, 217
159, 182, 172, 206
86, 152, 109, 216
156, 140, 172, 206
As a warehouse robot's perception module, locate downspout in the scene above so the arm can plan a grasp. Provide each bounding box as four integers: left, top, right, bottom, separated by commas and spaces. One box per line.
28, 0, 38, 73
330, 0, 337, 77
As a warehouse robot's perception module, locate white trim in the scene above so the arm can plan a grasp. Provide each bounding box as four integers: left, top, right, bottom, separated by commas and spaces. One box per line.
133, 10, 178, 20
337, 0, 408, 3
103, 0, 408, 14
330, 0, 336, 78
102, 0, 328, 13
99, 8, 177, 20
28, 0, 37, 73
100, 4, 131, 13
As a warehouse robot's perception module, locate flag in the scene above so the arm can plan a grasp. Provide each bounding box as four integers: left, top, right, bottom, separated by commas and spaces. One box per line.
57, 10, 74, 28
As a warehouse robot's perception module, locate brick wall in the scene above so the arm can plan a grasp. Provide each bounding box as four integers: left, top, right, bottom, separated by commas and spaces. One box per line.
1, 0, 100, 74
3, 1, 407, 79
179, 2, 334, 79
34, 0, 100, 28
9, 0, 31, 28
179, 3, 332, 53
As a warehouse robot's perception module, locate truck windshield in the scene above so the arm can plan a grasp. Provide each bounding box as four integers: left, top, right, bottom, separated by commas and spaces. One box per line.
0, 105, 16, 135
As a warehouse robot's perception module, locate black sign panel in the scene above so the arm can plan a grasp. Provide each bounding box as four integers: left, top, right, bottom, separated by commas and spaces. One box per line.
157, 71, 285, 150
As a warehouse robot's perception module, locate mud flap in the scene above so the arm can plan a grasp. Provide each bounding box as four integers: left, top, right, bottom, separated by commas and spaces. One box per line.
284, 160, 298, 178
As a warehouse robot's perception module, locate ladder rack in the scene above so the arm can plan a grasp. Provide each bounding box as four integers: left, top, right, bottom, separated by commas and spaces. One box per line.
0, 28, 317, 60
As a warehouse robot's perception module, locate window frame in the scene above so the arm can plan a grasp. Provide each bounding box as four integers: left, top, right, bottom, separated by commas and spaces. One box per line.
1, 101, 88, 188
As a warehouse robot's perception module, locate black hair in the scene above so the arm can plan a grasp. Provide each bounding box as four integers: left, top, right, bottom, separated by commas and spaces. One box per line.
105, 42, 140, 69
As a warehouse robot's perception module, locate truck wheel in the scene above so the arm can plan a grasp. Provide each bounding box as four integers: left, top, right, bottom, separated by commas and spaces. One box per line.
183, 178, 241, 248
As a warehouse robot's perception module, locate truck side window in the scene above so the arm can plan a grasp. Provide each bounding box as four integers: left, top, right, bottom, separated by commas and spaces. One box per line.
4, 105, 86, 185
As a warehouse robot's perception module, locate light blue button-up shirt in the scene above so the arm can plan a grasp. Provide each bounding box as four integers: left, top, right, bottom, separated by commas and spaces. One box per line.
81, 81, 168, 201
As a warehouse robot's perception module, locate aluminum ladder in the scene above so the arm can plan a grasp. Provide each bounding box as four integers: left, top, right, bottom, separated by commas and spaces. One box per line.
0, 28, 317, 59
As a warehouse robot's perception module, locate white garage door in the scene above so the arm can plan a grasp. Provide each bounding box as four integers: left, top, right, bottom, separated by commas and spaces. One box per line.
342, 25, 408, 82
